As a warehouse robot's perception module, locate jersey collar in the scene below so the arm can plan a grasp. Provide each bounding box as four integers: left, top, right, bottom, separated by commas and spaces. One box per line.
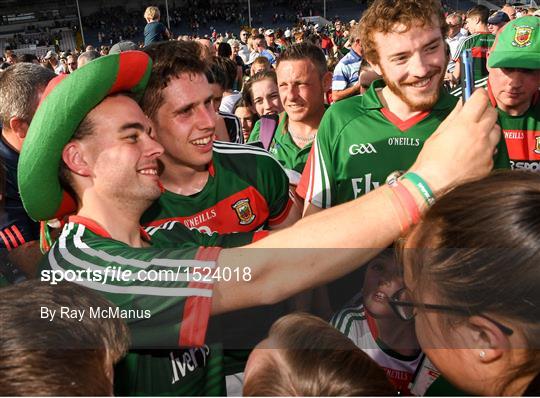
68, 215, 151, 242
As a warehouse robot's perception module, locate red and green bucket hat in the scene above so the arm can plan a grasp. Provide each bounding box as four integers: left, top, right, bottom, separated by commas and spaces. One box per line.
488, 16, 540, 70
18, 51, 152, 222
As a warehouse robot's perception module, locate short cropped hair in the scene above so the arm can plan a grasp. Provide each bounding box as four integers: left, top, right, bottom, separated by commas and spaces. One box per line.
0, 63, 55, 125
467, 5, 490, 24
0, 280, 130, 395
359, 0, 447, 65
207, 56, 237, 91
276, 42, 328, 77
243, 313, 396, 396
141, 40, 209, 119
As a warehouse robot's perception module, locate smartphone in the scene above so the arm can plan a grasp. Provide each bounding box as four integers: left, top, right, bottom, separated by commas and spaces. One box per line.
460, 49, 473, 103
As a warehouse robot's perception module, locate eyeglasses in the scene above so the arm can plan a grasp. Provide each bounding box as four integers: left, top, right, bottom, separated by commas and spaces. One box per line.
388, 288, 514, 336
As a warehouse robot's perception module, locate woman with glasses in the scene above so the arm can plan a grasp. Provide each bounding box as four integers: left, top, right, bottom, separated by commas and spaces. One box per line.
396, 170, 539, 396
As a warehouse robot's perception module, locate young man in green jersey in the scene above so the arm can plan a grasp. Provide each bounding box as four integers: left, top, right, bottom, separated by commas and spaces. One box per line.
140, 41, 300, 235
18, 51, 501, 396
299, 0, 509, 214
487, 16, 540, 172
451, 5, 494, 93
248, 43, 332, 185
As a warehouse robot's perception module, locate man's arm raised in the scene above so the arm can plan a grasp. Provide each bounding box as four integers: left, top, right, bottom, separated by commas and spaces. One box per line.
212, 89, 501, 315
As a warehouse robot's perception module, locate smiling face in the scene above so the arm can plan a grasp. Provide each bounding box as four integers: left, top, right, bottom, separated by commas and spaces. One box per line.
362, 254, 404, 319
250, 77, 283, 116
371, 19, 447, 113
234, 105, 255, 142
68, 95, 164, 207
151, 73, 216, 172
276, 59, 328, 124
488, 67, 540, 116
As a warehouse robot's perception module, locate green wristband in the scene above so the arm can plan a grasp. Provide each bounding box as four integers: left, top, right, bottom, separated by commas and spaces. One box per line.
401, 172, 435, 206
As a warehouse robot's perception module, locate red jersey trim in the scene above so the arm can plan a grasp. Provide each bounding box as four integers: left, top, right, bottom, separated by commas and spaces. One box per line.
380, 108, 430, 132
366, 311, 380, 340
11, 225, 25, 246
178, 247, 221, 347
0, 230, 12, 250
3, 228, 18, 249
268, 198, 293, 227
296, 146, 314, 200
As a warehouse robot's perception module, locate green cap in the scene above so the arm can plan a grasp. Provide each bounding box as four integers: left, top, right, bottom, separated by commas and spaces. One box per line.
488, 16, 540, 69
18, 51, 152, 221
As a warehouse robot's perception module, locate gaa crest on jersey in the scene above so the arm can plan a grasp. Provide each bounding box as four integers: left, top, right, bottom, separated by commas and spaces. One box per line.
512, 26, 534, 48
232, 199, 255, 225
534, 136, 540, 155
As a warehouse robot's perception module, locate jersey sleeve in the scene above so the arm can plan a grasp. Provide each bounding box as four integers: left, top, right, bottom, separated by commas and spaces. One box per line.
247, 120, 261, 143
256, 153, 292, 225
303, 111, 338, 209
41, 226, 220, 349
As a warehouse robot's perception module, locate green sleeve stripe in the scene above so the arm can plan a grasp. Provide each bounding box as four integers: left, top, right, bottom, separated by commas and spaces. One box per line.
332, 307, 365, 331
343, 315, 366, 337
212, 144, 288, 175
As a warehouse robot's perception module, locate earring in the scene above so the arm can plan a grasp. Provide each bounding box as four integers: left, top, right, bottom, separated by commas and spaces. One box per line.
479, 351, 486, 359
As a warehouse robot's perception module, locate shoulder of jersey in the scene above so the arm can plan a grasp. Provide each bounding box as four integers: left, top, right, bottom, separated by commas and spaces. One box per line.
212, 141, 287, 172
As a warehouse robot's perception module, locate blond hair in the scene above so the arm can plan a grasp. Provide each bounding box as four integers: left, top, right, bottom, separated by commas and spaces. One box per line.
144, 6, 160, 21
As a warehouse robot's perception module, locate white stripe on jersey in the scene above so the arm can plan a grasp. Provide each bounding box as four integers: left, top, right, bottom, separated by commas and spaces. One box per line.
61, 223, 215, 270
212, 142, 288, 174
49, 248, 213, 297
307, 138, 331, 208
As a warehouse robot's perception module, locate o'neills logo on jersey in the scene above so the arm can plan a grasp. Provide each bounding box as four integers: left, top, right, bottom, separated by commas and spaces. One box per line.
534, 136, 540, 155
232, 198, 256, 225
349, 143, 377, 155
387, 137, 420, 147
513, 25, 534, 48
504, 130, 525, 140
183, 209, 217, 229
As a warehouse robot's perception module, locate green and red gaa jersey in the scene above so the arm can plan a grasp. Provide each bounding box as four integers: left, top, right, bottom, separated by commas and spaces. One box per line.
453, 32, 494, 91
142, 141, 292, 235
298, 79, 510, 207
39, 215, 263, 396
488, 84, 540, 172
248, 112, 317, 186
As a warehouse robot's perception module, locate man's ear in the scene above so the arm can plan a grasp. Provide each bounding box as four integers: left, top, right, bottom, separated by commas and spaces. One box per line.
467, 315, 509, 363
8, 116, 30, 140
62, 142, 91, 177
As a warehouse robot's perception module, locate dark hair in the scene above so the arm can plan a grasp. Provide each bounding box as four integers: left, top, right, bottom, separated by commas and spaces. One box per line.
18, 53, 38, 63
207, 55, 237, 91
217, 41, 233, 58
242, 70, 278, 108
0, 280, 129, 395
405, 170, 540, 393
277, 42, 328, 77
359, 0, 447, 65
243, 313, 396, 396
467, 5, 490, 24
141, 40, 208, 119
0, 63, 55, 125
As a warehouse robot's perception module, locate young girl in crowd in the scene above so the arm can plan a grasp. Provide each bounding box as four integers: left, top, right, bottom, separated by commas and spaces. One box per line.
242, 70, 283, 118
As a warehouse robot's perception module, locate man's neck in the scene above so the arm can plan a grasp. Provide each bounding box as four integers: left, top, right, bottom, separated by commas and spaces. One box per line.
160, 157, 210, 196
499, 100, 532, 117
1, 129, 22, 153
379, 87, 429, 120
77, 195, 149, 247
